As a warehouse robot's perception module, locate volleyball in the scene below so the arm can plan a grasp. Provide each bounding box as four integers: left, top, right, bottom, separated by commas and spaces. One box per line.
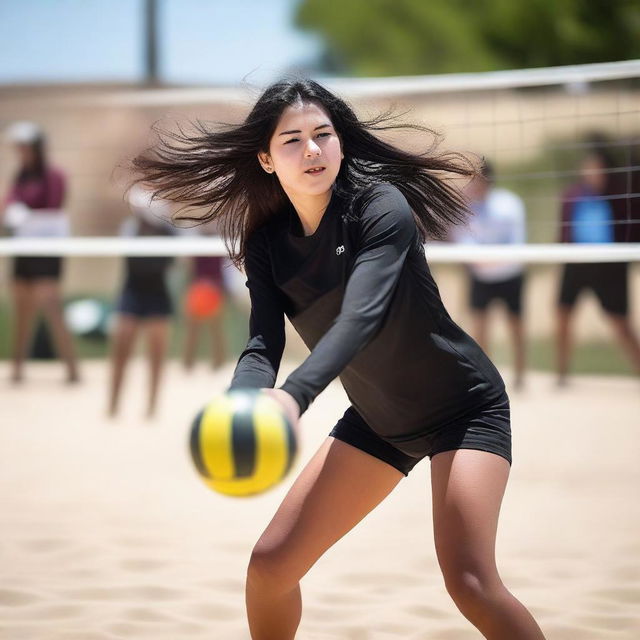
189, 389, 297, 497
185, 279, 223, 319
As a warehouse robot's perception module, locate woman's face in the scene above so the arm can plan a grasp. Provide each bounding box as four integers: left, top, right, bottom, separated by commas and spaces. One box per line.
259, 101, 343, 197
580, 153, 607, 193
15, 143, 37, 169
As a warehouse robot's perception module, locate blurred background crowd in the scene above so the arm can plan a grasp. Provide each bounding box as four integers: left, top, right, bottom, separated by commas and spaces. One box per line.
1, 0, 638, 415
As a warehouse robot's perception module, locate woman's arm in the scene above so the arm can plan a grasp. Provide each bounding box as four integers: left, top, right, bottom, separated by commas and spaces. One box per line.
280, 183, 417, 414
46, 169, 66, 209
229, 228, 286, 390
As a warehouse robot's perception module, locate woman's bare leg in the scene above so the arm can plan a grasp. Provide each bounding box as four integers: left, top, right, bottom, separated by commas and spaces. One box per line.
431, 449, 545, 639
210, 312, 227, 369
246, 437, 404, 640
182, 317, 200, 371
472, 310, 490, 353
556, 306, 573, 386
35, 280, 80, 382
144, 317, 169, 418
108, 315, 138, 417
506, 312, 526, 389
10, 280, 38, 382
606, 313, 640, 375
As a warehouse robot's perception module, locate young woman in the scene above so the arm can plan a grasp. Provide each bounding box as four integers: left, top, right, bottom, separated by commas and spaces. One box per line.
108, 185, 175, 418
2, 121, 80, 384
131, 78, 545, 639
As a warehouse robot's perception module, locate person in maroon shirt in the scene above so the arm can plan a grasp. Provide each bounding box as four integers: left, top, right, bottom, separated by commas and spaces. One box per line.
2, 122, 79, 384
130, 78, 545, 639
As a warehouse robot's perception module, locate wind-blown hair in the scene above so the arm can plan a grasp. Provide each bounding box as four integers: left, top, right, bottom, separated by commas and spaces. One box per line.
130, 77, 477, 268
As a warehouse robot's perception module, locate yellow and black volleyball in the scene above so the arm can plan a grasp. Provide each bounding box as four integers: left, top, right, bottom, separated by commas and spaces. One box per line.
189, 389, 297, 497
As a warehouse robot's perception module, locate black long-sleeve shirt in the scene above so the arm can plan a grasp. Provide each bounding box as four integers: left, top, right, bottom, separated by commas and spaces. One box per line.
230, 182, 505, 451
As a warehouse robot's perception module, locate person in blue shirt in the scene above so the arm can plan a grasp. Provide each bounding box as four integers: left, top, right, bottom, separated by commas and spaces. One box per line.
452, 159, 528, 389
130, 78, 545, 640
557, 144, 640, 385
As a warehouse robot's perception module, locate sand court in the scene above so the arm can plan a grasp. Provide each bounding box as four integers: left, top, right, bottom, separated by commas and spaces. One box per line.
1, 361, 639, 639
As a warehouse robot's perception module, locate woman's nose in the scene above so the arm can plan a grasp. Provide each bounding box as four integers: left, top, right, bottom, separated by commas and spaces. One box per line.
304, 139, 321, 156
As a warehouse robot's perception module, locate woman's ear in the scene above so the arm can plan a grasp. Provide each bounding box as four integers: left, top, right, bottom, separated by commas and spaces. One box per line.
257, 151, 272, 172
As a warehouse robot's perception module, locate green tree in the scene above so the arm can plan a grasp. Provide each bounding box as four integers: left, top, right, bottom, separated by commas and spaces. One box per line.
294, 0, 640, 75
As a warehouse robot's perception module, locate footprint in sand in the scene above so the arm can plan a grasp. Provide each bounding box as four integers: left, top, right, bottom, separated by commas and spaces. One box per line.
608, 563, 640, 582
404, 604, 449, 619
120, 558, 167, 572
544, 624, 616, 640
339, 572, 423, 588
591, 587, 640, 605
576, 614, 639, 632
428, 627, 477, 640
41, 603, 86, 619
51, 632, 122, 640
0, 588, 41, 606
198, 578, 245, 592
317, 590, 365, 605
20, 538, 71, 553
63, 585, 183, 602
122, 606, 175, 622
189, 601, 240, 620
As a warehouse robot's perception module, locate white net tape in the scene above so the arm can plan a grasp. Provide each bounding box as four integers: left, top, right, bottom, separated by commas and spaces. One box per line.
1, 237, 638, 263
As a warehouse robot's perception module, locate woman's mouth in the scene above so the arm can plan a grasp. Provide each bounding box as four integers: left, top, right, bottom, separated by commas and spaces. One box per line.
304, 166, 326, 175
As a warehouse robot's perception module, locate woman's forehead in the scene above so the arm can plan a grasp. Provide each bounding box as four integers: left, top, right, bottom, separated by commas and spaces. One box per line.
276, 102, 332, 131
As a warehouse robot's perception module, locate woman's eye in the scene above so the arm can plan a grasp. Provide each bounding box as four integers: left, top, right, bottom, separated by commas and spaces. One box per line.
284, 132, 332, 144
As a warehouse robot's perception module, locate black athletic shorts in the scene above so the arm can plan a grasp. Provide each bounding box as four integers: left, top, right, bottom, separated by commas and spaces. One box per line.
470, 273, 524, 315
558, 262, 629, 316
13, 256, 62, 281
329, 389, 512, 476
117, 287, 172, 318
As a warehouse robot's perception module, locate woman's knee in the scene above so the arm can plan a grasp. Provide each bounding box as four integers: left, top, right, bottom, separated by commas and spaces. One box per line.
442, 566, 504, 618
246, 540, 303, 594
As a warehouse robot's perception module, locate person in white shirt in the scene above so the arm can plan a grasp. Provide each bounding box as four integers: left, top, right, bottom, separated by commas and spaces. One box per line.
453, 160, 527, 389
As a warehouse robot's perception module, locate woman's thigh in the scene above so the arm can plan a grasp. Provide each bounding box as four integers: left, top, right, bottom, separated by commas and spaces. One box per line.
430, 449, 510, 579
250, 436, 404, 582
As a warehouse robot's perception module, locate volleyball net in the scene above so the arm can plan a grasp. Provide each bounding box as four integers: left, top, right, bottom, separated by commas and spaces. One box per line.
0, 59, 638, 265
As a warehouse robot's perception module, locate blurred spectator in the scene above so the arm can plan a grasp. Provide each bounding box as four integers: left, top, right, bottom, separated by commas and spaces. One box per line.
2, 121, 80, 384
108, 185, 175, 418
182, 252, 228, 371
556, 141, 640, 385
452, 159, 527, 389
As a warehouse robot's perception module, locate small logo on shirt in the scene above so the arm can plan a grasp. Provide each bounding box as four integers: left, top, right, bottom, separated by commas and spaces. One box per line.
336, 245, 345, 255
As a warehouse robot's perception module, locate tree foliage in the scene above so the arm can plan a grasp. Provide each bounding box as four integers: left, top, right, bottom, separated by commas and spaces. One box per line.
294, 0, 640, 75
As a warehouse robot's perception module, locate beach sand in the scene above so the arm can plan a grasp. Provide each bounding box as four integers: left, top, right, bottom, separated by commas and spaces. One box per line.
1, 361, 639, 639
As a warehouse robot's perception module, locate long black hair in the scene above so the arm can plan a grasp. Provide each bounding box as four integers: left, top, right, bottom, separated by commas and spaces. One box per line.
16, 135, 47, 183
130, 77, 476, 268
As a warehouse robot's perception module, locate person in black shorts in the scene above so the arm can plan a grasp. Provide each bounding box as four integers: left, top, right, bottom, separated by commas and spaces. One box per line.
107, 185, 175, 418
453, 160, 528, 389
130, 78, 546, 639
556, 143, 640, 385
2, 121, 80, 384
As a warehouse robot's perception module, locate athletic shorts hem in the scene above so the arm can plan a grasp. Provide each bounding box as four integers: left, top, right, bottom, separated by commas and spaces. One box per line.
329, 392, 512, 477
429, 444, 512, 467
328, 428, 417, 476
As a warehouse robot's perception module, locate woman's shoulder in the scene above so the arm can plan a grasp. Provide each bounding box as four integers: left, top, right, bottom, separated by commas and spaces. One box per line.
350, 181, 413, 225
46, 166, 66, 180
353, 180, 404, 201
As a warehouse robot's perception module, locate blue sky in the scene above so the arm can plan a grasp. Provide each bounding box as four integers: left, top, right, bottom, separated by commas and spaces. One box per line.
0, 0, 322, 85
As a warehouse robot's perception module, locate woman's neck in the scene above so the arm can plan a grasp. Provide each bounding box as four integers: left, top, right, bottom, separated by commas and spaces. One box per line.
285, 189, 332, 236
